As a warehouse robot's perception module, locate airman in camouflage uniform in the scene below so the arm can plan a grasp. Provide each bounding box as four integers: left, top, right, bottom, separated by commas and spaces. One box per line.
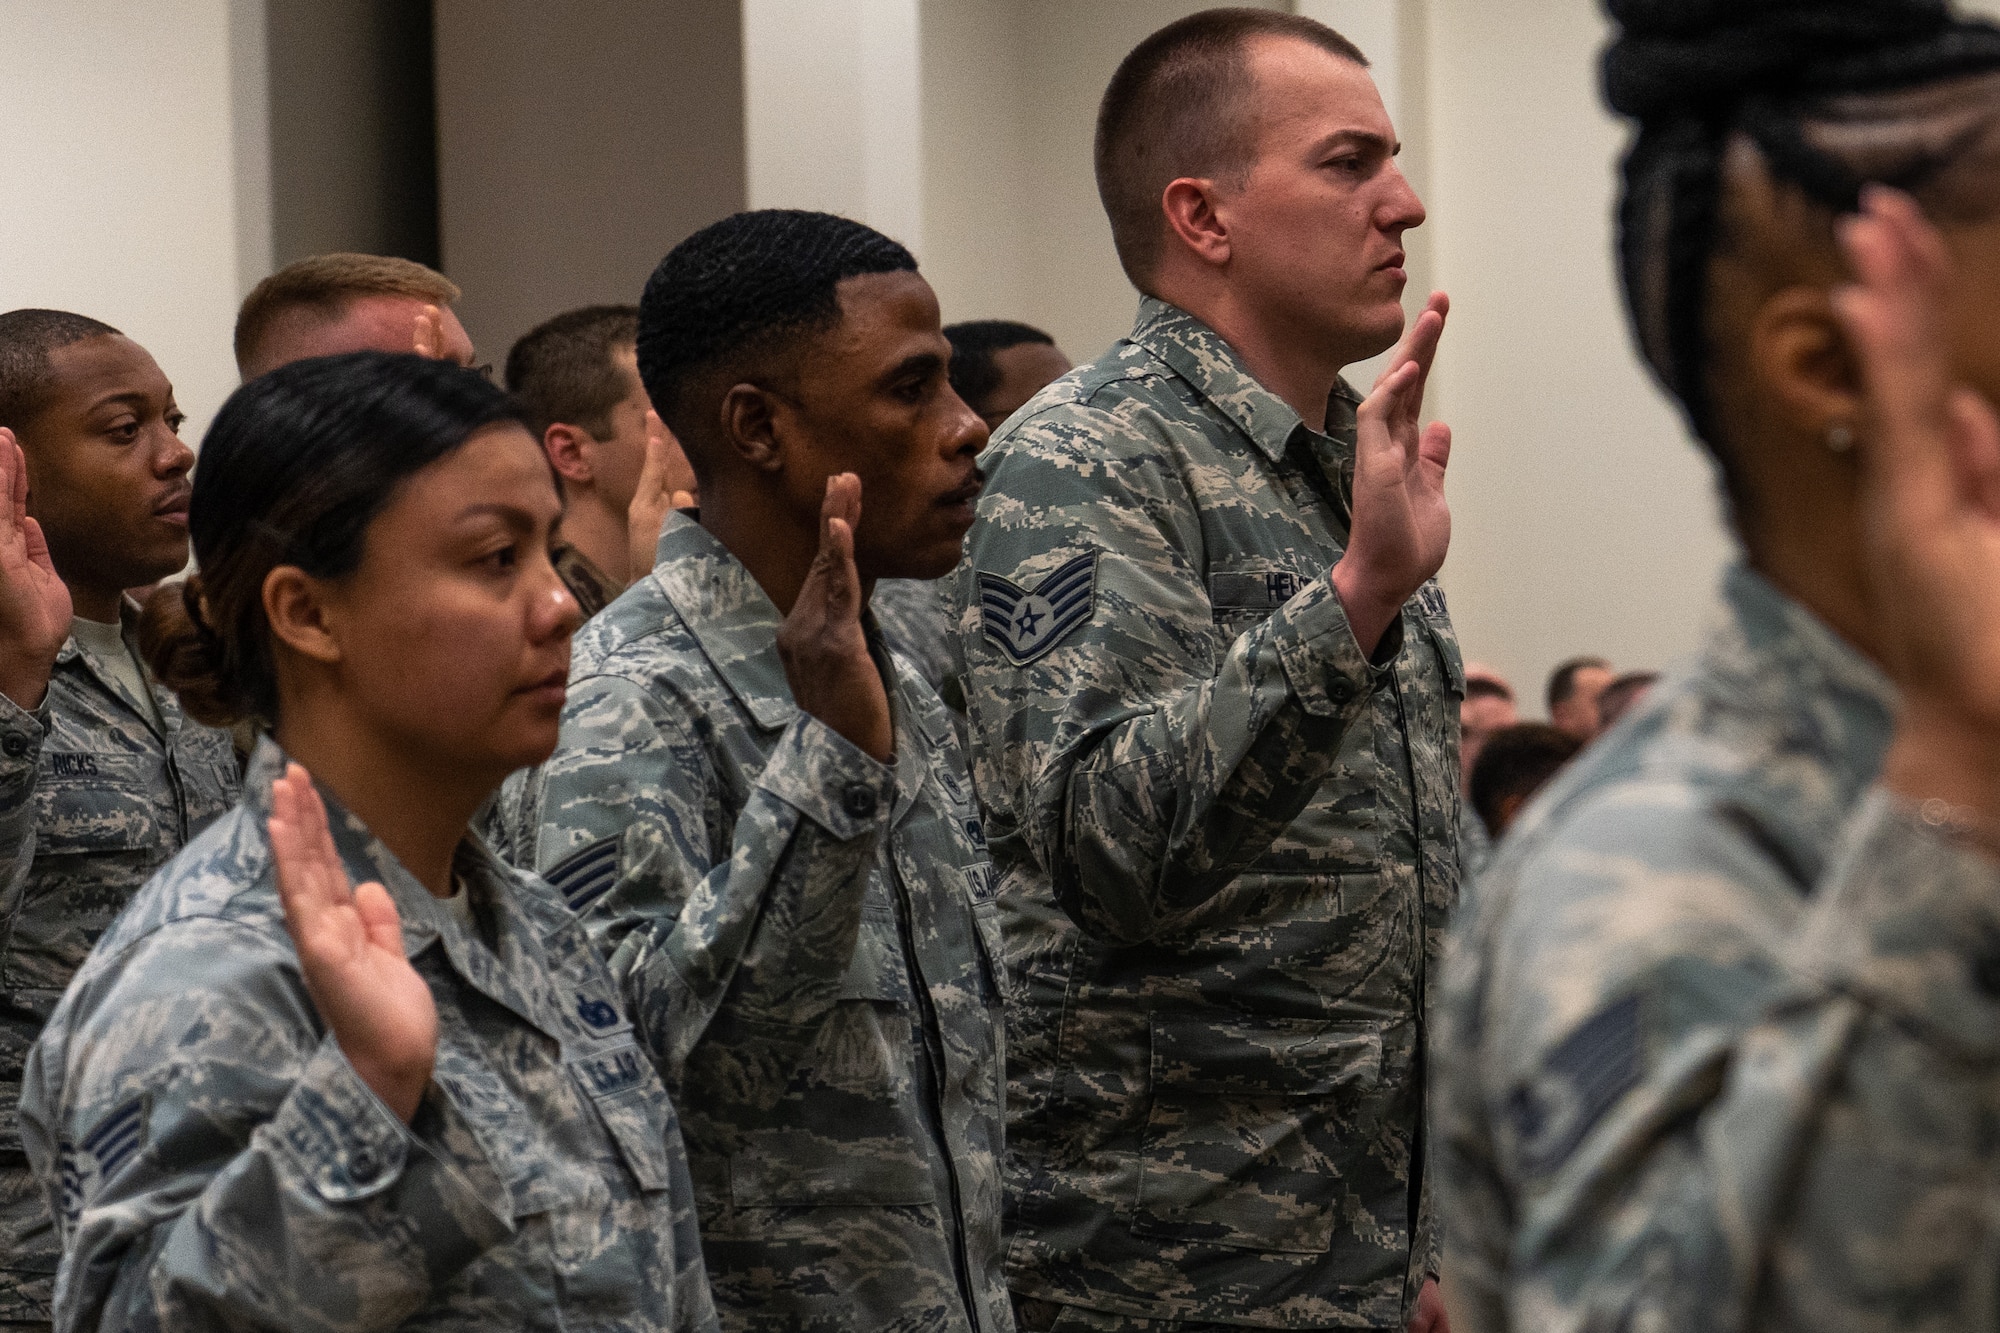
18, 740, 717, 1332
957, 295, 1462, 1330
0, 604, 239, 1324
871, 577, 957, 695
1432, 566, 1902, 1332
501, 512, 1009, 1333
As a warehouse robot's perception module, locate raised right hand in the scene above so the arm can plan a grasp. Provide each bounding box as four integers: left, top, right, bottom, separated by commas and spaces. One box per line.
625, 411, 698, 580
269, 764, 438, 1123
1834, 187, 2000, 815
775, 474, 893, 763
0, 431, 71, 711
1331, 292, 1453, 655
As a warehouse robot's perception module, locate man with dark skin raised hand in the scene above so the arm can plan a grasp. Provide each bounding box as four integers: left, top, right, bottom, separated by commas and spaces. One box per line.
0, 311, 239, 1330
501, 210, 1010, 1333
957, 10, 1456, 1333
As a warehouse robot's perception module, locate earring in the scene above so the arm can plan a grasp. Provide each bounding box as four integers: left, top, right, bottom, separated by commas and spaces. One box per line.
1826, 422, 1856, 453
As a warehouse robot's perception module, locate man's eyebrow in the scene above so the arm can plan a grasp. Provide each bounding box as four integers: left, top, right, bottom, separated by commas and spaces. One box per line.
1314, 129, 1399, 156
85, 390, 151, 410
881, 351, 946, 385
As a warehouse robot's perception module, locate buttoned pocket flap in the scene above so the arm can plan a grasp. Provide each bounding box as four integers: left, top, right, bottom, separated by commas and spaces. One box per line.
33, 753, 163, 854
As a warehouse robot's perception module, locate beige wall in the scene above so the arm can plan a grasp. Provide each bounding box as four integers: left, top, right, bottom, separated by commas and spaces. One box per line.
0, 0, 261, 443
919, 0, 1287, 365
1421, 1, 1736, 706
434, 0, 748, 367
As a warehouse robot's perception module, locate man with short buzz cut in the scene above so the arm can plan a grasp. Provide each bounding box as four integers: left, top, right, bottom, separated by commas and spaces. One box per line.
1458, 668, 1519, 883
502, 210, 1008, 1333
0, 310, 239, 1330
1545, 655, 1613, 741
505, 304, 696, 618
957, 10, 1455, 1333
233, 252, 477, 380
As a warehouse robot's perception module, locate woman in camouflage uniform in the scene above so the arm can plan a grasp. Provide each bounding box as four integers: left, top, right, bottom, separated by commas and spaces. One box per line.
14, 352, 734, 1332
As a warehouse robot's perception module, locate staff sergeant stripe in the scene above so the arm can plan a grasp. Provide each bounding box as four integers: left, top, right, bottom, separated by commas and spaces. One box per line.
546, 837, 619, 914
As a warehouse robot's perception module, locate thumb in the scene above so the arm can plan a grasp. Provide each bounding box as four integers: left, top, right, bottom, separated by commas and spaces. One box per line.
353, 880, 407, 955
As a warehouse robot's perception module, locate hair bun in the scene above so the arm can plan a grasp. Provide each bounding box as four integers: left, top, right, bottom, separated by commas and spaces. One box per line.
137, 576, 247, 728
1603, 0, 1955, 120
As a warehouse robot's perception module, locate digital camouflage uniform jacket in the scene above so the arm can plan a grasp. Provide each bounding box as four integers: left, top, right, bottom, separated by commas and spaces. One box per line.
957, 298, 1463, 1330
1434, 566, 1907, 1332
0, 607, 239, 1322
19, 740, 718, 1333
500, 513, 1011, 1333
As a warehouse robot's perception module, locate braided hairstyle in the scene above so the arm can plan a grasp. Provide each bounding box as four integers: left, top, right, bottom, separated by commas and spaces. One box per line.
1605, 0, 2000, 507
635, 209, 916, 468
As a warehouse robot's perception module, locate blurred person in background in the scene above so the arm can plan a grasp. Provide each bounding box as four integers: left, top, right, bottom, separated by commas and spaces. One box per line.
1467, 723, 1581, 841
505, 305, 696, 618
1595, 668, 1660, 731
233, 253, 477, 380
1545, 654, 1612, 740
1458, 666, 1519, 881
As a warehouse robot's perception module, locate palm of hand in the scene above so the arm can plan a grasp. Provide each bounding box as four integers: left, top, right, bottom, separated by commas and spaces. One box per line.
269, 766, 438, 1121
0, 433, 72, 669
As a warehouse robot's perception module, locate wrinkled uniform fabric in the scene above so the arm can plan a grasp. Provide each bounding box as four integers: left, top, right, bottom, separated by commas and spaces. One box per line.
1434, 566, 1912, 1332
0, 609, 239, 1322
19, 741, 718, 1333
501, 513, 1011, 1333
872, 579, 957, 695
956, 298, 1463, 1329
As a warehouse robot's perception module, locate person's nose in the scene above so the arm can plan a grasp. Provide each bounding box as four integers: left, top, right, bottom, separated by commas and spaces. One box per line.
156, 426, 195, 478
1377, 160, 1427, 235
531, 548, 584, 642
946, 390, 990, 460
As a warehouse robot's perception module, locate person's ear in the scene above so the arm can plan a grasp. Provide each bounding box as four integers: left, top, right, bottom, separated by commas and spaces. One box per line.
263, 565, 344, 668
1750, 285, 1864, 441
543, 423, 594, 487
1161, 177, 1232, 267
719, 383, 786, 475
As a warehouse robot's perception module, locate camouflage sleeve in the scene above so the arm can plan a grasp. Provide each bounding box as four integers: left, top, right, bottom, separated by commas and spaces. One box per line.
18, 918, 511, 1333
1589, 789, 2000, 1333
1434, 791, 1812, 1333
961, 407, 1386, 944
0, 693, 46, 915
521, 674, 895, 1098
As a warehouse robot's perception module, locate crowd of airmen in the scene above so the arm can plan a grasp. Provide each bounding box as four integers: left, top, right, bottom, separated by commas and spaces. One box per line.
7, 1, 2000, 1331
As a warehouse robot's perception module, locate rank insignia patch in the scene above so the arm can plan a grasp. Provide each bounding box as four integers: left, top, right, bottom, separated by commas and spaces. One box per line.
978, 552, 1099, 666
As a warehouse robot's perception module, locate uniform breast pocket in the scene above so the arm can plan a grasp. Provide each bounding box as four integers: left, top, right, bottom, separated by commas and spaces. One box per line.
569, 1040, 678, 1194
1132, 1012, 1383, 1254
32, 756, 164, 858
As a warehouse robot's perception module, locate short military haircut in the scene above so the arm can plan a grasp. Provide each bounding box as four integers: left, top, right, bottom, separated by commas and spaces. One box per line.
636, 209, 916, 465
1096, 9, 1367, 288
0, 308, 124, 432
944, 320, 1056, 409
235, 253, 460, 377
1470, 723, 1582, 839
1546, 655, 1611, 713
1465, 675, 1514, 704
505, 305, 641, 439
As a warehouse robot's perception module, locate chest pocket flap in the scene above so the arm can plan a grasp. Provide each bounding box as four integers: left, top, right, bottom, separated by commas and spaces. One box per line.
33, 751, 165, 855
570, 1040, 677, 1193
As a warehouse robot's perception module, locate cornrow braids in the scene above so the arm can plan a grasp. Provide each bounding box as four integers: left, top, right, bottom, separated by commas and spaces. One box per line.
1603, 0, 2000, 491
635, 210, 916, 449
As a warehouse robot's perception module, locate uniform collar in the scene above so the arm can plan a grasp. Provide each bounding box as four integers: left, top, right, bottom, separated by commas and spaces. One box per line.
650, 512, 939, 796
1698, 565, 1898, 891
240, 738, 562, 1039
1128, 296, 1362, 466
650, 512, 797, 732
57, 595, 179, 738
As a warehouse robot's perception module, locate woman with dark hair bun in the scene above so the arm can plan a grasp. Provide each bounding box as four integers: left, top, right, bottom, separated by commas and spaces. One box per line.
1439, 1, 2000, 1329
5, 350, 811, 1331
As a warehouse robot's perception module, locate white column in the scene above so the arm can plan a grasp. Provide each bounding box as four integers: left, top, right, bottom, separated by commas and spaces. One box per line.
743, 0, 925, 253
